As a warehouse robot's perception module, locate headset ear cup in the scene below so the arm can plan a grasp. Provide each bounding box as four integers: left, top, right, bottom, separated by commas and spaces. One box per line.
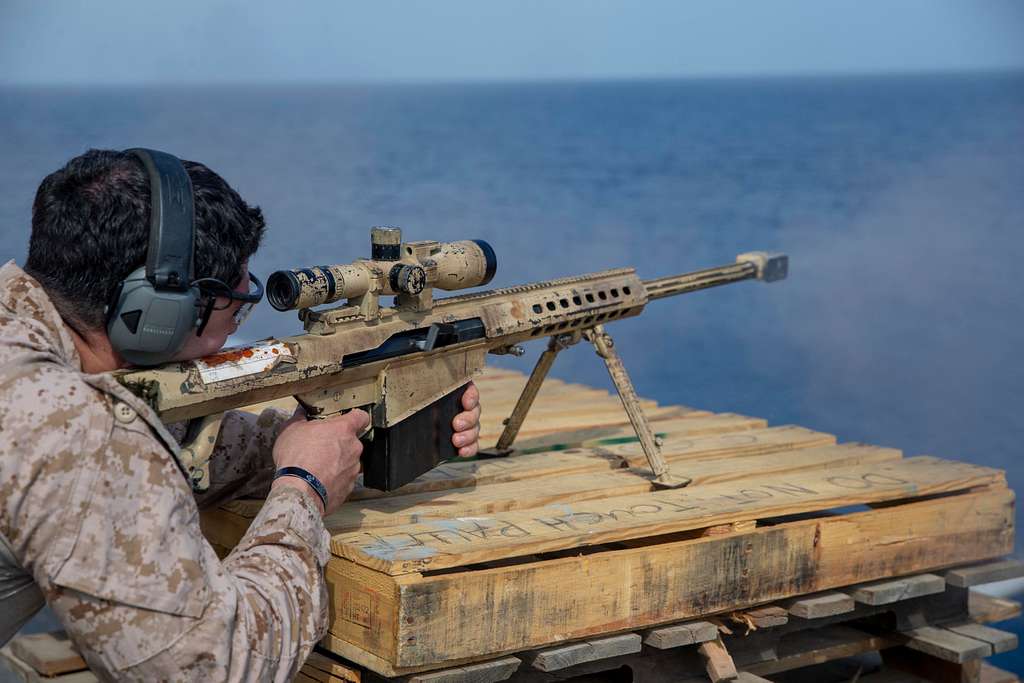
107, 266, 199, 366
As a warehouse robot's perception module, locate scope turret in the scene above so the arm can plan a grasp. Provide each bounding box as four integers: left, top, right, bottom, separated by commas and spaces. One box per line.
267, 228, 496, 313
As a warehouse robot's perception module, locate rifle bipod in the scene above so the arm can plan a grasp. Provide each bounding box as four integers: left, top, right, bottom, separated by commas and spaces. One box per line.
479, 325, 690, 489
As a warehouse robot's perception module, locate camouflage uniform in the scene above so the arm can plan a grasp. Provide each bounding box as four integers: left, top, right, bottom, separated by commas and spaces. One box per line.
0, 262, 331, 681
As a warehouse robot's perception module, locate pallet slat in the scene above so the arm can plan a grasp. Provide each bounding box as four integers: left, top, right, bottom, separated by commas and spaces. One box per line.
332, 457, 1003, 574
318, 443, 900, 534
523, 633, 641, 672
851, 574, 947, 606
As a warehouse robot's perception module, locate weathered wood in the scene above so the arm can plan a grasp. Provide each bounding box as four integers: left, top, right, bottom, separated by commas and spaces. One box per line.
945, 559, 1024, 588
784, 591, 855, 619
332, 457, 1003, 574
7, 632, 86, 677
317, 442, 900, 534
523, 633, 640, 671
945, 623, 1018, 654
737, 606, 788, 629
406, 657, 520, 683
643, 620, 718, 649
698, 635, 737, 682
968, 591, 1021, 623
324, 558, 402, 662
902, 625, 992, 662
303, 651, 361, 682
745, 624, 892, 676
619, 425, 836, 468
979, 663, 1020, 683
734, 675, 772, 683
852, 573, 947, 606
217, 423, 847, 521
0, 646, 97, 683
326, 489, 1013, 674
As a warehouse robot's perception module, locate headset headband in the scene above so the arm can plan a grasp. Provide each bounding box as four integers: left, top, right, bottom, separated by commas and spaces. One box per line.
126, 148, 195, 291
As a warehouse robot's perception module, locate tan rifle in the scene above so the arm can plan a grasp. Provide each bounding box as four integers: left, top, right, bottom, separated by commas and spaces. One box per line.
117, 227, 787, 492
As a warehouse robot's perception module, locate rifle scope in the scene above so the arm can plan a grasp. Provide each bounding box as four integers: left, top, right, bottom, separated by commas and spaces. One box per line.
267, 228, 497, 311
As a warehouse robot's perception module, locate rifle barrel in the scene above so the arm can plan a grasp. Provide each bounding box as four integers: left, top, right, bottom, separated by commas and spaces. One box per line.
643, 252, 787, 301
643, 262, 757, 300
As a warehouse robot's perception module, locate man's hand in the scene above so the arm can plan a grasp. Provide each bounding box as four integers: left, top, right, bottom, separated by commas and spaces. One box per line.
452, 382, 482, 458
270, 408, 369, 516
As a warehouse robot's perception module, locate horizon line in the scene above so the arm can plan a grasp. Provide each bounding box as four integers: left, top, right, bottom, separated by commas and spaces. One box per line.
2, 65, 1023, 89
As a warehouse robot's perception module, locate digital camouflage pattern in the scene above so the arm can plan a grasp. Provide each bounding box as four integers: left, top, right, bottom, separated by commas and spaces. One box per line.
0, 261, 331, 681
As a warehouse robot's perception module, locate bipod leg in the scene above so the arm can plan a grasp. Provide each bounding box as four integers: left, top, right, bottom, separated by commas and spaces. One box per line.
479, 332, 580, 457
583, 324, 690, 489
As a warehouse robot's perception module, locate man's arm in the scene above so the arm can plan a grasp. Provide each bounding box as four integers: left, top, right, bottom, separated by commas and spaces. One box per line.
170, 406, 290, 510
2, 368, 356, 681
182, 381, 484, 509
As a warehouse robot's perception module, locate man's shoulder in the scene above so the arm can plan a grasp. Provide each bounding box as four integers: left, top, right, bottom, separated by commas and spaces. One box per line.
0, 340, 111, 435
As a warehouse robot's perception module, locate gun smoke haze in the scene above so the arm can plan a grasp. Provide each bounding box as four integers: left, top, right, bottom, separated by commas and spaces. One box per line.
1, 72, 1023, 667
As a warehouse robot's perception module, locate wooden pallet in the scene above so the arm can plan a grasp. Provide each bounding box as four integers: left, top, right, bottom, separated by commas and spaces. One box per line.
199, 368, 1017, 678
5, 575, 1017, 683
292, 563, 1023, 683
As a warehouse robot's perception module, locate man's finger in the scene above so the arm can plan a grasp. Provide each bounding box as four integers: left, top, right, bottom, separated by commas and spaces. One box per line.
338, 408, 371, 432
452, 404, 481, 432
452, 424, 480, 449
460, 382, 480, 410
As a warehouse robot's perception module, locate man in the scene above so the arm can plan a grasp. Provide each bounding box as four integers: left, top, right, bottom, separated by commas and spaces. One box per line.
0, 149, 482, 681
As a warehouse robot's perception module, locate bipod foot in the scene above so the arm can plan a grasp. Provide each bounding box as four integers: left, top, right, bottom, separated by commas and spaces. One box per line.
652, 472, 691, 489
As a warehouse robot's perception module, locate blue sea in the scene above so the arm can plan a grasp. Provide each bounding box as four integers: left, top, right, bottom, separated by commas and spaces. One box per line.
2, 72, 1023, 673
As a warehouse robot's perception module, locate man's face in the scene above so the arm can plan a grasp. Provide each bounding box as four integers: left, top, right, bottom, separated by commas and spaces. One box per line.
172, 263, 252, 361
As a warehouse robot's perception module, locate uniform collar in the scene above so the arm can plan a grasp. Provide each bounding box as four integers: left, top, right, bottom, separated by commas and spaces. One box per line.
0, 261, 81, 367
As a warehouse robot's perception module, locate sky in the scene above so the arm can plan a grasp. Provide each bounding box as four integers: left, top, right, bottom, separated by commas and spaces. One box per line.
1, 0, 1023, 85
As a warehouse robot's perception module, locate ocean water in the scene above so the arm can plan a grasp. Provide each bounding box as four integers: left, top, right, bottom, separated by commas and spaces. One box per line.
1, 73, 1023, 672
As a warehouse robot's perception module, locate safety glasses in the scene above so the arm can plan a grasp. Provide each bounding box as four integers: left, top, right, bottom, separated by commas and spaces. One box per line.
193, 272, 264, 336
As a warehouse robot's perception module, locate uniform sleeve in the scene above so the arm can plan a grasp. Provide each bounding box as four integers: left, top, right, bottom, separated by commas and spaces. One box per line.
4, 370, 331, 682
166, 406, 293, 510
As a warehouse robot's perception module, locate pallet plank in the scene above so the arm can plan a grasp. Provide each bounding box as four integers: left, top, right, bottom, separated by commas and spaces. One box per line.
8, 632, 86, 677
698, 635, 737, 682
784, 591, 855, 619
746, 625, 892, 676
407, 657, 520, 683
946, 623, 1018, 654
219, 423, 838, 520
332, 457, 1004, 574
851, 574, 947, 606
902, 625, 992, 662
524, 634, 641, 672
980, 663, 1020, 683
319, 443, 901, 534
969, 591, 1022, 623
945, 559, 1024, 588
643, 621, 719, 649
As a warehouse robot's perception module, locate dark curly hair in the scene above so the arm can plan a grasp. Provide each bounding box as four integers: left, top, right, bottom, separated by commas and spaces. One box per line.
25, 149, 266, 331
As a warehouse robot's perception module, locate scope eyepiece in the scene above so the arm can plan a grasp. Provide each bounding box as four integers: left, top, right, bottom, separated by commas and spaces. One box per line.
267, 269, 304, 311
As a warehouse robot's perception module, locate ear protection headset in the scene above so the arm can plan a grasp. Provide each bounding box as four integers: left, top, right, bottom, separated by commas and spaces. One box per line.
106, 148, 202, 366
